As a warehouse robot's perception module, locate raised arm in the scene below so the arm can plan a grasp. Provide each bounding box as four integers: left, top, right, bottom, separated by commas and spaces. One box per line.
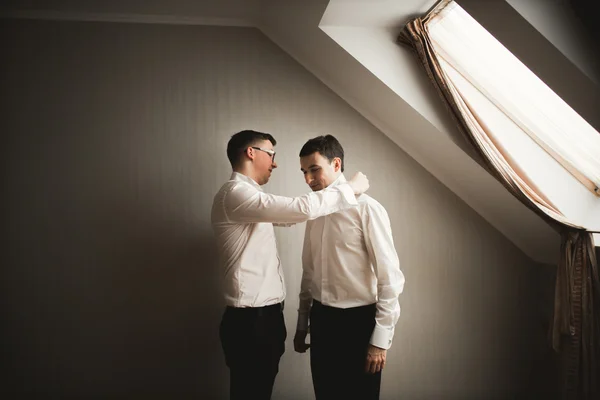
225, 172, 369, 224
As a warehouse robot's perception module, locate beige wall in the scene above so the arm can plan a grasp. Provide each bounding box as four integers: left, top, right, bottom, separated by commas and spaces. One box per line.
1, 19, 558, 399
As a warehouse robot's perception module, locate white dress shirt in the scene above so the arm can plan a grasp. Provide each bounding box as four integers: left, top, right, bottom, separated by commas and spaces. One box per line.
296, 174, 405, 349
211, 172, 359, 308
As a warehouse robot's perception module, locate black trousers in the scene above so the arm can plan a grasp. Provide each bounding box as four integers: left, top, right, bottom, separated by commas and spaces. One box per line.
310, 300, 381, 400
219, 303, 286, 400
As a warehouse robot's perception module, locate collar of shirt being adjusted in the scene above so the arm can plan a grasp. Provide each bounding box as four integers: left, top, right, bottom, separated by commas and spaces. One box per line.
328, 172, 346, 188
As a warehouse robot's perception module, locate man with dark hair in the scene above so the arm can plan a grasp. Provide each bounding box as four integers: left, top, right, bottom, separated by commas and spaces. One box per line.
295, 134, 405, 400
211, 130, 371, 400
226, 129, 277, 171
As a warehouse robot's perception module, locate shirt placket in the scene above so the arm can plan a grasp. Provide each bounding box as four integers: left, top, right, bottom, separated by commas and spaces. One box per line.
273, 227, 286, 298
320, 215, 329, 304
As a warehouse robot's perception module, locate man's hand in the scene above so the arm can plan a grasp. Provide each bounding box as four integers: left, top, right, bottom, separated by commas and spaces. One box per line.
294, 330, 310, 353
365, 345, 386, 374
348, 172, 369, 195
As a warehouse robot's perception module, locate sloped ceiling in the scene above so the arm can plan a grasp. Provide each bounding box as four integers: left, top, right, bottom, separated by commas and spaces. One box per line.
2, 0, 598, 263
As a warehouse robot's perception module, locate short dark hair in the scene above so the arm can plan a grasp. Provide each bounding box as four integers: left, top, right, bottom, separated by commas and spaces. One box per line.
299, 135, 344, 172
227, 130, 276, 168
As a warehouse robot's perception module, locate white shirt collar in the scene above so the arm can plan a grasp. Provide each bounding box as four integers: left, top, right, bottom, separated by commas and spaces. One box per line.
326, 173, 346, 189
231, 171, 263, 192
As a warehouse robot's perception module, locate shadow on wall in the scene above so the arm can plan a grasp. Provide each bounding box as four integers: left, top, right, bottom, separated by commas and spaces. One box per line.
3, 180, 229, 398
92, 197, 228, 398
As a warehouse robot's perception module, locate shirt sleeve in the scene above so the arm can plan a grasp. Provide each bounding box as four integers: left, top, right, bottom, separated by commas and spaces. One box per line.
224, 182, 358, 224
363, 202, 405, 350
296, 221, 314, 332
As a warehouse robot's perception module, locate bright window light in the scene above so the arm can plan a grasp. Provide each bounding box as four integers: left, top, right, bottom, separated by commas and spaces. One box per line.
426, 1, 600, 197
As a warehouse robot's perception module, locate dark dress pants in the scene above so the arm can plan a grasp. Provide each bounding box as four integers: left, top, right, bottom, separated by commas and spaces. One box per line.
310, 300, 381, 400
220, 303, 286, 400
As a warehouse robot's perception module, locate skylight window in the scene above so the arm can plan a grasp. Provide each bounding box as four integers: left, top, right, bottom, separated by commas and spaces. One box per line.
426, 1, 600, 196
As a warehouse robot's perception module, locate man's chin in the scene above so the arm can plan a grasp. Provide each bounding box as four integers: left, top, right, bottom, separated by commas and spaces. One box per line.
261, 172, 272, 185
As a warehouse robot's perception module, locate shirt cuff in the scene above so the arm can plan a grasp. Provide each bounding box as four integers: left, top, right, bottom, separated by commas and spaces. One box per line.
336, 183, 358, 206
338, 183, 358, 206
296, 311, 309, 332
370, 325, 394, 350
324, 183, 358, 206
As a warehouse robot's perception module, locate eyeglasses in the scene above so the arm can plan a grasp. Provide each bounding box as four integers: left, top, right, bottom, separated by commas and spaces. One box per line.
251, 147, 276, 162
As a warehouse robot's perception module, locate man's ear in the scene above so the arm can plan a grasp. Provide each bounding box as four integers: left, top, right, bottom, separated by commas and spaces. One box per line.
333, 157, 342, 172
245, 147, 256, 161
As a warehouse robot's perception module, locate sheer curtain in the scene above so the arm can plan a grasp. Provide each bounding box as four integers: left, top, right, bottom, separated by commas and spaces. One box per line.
398, 1, 599, 399
427, 1, 600, 196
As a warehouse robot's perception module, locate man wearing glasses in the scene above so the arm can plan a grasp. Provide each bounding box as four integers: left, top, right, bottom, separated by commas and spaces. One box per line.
211, 130, 370, 400
294, 135, 405, 400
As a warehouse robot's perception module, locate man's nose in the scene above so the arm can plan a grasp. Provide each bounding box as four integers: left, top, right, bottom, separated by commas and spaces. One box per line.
271, 160, 278, 169
305, 174, 312, 185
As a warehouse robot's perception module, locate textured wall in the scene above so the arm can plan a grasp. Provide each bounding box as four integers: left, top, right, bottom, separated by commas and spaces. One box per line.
1, 19, 557, 399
